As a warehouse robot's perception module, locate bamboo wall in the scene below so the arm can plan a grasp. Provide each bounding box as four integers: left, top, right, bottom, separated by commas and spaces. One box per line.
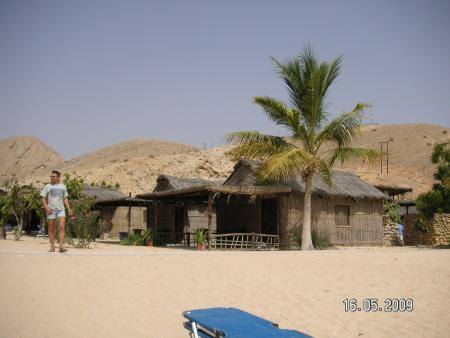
279, 193, 383, 247
148, 202, 217, 234
187, 204, 216, 232
100, 206, 147, 238
216, 198, 261, 233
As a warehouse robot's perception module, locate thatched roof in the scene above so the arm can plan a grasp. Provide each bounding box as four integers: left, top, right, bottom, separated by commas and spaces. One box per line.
94, 197, 151, 207
373, 184, 412, 197
153, 174, 222, 192
224, 160, 389, 200
137, 184, 291, 199
83, 185, 126, 202
137, 160, 388, 200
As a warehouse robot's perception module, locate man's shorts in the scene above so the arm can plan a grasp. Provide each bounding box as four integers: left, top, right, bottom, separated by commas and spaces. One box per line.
47, 209, 66, 220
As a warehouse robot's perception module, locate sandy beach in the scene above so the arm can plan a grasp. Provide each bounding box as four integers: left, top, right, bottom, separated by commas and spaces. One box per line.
1, 236, 449, 338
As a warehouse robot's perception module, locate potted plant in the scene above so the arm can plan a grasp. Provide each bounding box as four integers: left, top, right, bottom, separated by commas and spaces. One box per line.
142, 228, 154, 247
195, 229, 207, 250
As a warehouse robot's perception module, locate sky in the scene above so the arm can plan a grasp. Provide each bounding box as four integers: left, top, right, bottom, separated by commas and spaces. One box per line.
1, 0, 449, 159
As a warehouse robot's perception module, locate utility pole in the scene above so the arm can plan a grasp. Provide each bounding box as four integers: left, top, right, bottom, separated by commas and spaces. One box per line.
379, 141, 390, 174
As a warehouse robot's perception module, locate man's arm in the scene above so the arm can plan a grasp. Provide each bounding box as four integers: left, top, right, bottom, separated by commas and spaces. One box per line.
41, 197, 51, 215
64, 197, 73, 217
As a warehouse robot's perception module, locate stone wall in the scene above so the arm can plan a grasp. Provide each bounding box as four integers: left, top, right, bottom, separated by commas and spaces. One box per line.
403, 213, 450, 246
383, 215, 401, 246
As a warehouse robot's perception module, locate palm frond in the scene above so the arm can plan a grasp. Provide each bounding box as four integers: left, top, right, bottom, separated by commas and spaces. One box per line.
253, 96, 301, 135
257, 148, 317, 182
272, 58, 305, 110
316, 103, 370, 149
328, 147, 381, 167
317, 159, 333, 188
225, 131, 293, 161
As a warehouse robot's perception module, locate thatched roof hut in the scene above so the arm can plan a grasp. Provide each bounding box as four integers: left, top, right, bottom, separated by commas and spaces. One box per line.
153, 174, 222, 192
83, 185, 126, 202
224, 160, 389, 200
135, 160, 390, 248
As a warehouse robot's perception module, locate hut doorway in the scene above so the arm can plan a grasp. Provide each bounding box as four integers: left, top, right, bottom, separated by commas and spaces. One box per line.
174, 205, 185, 243
261, 198, 278, 235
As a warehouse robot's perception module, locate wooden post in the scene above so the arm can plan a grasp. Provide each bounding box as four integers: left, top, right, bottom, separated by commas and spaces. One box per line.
386, 141, 389, 174
153, 202, 158, 245
127, 193, 131, 235
207, 194, 212, 249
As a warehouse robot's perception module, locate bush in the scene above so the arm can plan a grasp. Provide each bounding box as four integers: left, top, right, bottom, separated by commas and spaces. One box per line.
120, 232, 144, 246
65, 199, 105, 248
383, 200, 401, 224
416, 141, 450, 219
311, 230, 329, 249
290, 231, 329, 250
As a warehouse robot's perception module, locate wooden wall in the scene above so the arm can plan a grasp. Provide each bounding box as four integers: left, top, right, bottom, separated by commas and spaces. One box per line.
279, 193, 383, 247
99, 206, 147, 238
187, 204, 216, 232
148, 202, 217, 234
216, 197, 261, 233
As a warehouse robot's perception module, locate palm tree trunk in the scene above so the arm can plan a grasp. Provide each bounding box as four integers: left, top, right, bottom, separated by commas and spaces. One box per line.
301, 172, 314, 250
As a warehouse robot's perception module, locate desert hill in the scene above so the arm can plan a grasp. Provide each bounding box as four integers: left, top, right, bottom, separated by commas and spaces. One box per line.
0, 137, 64, 186
62, 139, 199, 170
5, 123, 449, 198
340, 124, 449, 198
26, 145, 234, 195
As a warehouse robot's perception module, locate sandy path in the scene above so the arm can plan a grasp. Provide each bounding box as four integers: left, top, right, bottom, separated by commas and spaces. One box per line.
1, 237, 449, 338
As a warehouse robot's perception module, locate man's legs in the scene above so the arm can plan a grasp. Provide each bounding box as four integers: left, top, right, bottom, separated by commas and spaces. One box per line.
48, 219, 56, 250
58, 216, 66, 250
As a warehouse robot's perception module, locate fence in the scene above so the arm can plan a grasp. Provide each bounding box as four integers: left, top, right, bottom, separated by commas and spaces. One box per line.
154, 231, 280, 250
210, 232, 280, 250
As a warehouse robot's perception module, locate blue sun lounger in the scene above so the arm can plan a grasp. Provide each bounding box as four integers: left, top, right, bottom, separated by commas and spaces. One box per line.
183, 307, 312, 338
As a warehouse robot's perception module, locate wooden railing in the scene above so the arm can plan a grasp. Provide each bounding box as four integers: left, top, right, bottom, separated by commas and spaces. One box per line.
155, 232, 193, 247
154, 231, 280, 250
210, 232, 279, 250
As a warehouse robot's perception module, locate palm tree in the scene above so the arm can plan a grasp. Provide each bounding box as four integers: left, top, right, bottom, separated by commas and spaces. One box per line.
226, 46, 379, 250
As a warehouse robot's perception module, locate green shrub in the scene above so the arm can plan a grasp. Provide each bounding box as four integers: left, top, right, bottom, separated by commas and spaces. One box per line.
120, 232, 144, 246
195, 229, 208, 244
383, 200, 401, 224
290, 231, 329, 250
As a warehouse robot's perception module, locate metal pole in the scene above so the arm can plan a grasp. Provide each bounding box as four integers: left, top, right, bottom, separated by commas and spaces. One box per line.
386, 141, 389, 174
380, 142, 383, 174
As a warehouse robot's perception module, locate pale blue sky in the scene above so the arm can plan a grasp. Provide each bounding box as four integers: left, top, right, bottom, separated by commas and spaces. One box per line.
1, 0, 449, 159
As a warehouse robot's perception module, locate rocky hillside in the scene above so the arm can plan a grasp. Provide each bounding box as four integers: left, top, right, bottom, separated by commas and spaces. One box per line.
4, 124, 449, 198
26, 145, 234, 195
338, 124, 449, 199
0, 137, 64, 186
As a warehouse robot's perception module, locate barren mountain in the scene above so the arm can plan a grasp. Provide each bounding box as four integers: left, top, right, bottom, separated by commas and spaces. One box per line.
14, 123, 450, 198
62, 139, 199, 170
337, 124, 449, 199
0, 137, 64, 186
26, 144, 234, 196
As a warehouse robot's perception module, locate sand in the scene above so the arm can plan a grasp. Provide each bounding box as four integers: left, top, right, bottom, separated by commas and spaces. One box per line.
1, 236, 449, 338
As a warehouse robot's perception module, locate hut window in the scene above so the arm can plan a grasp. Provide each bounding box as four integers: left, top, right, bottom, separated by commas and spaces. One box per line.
335, 205, 350, 226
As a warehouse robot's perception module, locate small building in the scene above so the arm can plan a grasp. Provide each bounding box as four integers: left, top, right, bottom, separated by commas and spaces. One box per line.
137, 160, 389, 248
84, 186, 151, 239
373, 184, 412, 201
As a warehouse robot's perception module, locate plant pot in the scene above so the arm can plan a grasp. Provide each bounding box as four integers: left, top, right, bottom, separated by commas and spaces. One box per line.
146, 239, 153, 247
119, 232, 129, 241
197, 243, 206, 250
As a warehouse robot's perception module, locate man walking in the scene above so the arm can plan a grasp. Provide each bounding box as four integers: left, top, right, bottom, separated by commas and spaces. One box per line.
40, 170, 73, 252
